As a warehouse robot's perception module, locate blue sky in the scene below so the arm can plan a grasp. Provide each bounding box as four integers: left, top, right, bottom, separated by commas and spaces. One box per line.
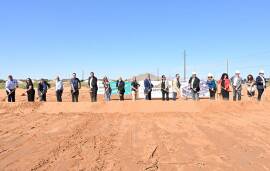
0, 0, 270, 80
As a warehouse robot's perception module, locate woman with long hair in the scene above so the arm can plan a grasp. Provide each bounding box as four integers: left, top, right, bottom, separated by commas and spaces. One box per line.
26, 78, 35, 102
103, 76, 111, 101
246, 74, 256, 97
218, 73, 230, 100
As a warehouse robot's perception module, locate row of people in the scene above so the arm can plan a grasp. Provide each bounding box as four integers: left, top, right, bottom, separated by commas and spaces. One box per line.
206, 70, 267, 101
4, 70, 267, 102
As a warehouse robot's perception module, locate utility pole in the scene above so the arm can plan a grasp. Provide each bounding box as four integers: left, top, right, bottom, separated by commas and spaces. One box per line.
184, 50, 186, 81
157, 68, 160, 81
226, 58, 229, 74
82, 70, 85, 81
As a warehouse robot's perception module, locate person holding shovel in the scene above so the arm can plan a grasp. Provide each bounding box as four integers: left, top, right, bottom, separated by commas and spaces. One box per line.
88, 72, 98, 102
5, 75, 18, 102
218, 73, 230, 100
256, 70, 267, 101
161, 75, 169, 101
38, 79, 49, 102
70, 73, 81, 102
230, 70, 243, 101
116, 77, 125, 101
25, 78, 35, 102
55, 76, 64, 102
189, 72, 200, 101
131, 76, 140, 101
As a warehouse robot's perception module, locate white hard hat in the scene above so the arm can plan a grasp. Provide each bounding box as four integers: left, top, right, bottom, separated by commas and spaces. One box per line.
208, 73, 213, 77
259, 70, 265, 74
235, 70, 240, 74
192, 72, 197, 75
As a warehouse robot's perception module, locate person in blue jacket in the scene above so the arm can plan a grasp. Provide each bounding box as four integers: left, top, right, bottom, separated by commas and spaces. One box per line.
144, 74, 153, 100
206, 73, 217, 100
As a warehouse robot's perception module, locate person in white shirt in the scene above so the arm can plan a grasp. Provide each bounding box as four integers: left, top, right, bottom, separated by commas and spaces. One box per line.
5, 75, 18, 102
230, 70, 243, 101
55, 76, 64, 102
172, 74, 181, 101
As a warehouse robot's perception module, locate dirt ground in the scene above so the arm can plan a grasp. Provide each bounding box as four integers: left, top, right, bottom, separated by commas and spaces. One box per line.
0, 88, 270, 171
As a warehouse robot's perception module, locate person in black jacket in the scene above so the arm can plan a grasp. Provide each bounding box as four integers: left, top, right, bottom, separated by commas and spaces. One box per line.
25, 78, 35, 102
189, 72, 200, 101
116, 77, 125, 101
256, 70, 267, 101
161, 75, 169, 101
88, 72, 98, 102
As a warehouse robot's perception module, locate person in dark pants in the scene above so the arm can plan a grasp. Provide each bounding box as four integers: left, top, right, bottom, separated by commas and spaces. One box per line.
161, 75, 169, 101
88, 72, 98, 102
256, 70, 266, 101
55, 76, 64, 102
5, 75, 18, 102
38, 79, 49, 102
189, 72, 200, 101
70, 73, 81, 102
144, 74, 153, 100
116, 77, 125, 101
206, 73, 217, 100
26, 78, 35, 102
218, 73, 230, 100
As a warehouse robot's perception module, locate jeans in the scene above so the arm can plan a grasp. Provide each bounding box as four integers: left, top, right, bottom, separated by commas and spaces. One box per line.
221, 89, 229, 100
233, 89, 241, 101
104, 91, 111, 101
191, 89, 199, 101
6, 90, 15, 102
172, 92, 177, 101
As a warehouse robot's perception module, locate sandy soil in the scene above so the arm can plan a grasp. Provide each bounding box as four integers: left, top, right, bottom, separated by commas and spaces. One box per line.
0, 88, 270, 171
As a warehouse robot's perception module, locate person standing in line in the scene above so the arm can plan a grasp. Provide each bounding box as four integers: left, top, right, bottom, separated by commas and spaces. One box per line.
38, 79, 49, 102
102, 76, 111, 102
230, 71, 243, 101
55, 76, 64, 102
172, 74, 181, 101
116, 77, 125, 101
131, 77, 140, 101
5, 75, 18, 102
70, 73, 81, 102
25, 78, 35, 102
246, 74, 256, 98
218, 73, 230, 100
144, 74, 153, 100
256, 70, 266, 101
206, 73, 217, 100
88, 72, 98, 102
189, 72, 200, 101
161, 75, 170, 101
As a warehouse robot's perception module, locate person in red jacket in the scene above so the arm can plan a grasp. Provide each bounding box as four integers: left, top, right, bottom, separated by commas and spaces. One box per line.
218, 73, 230, 100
